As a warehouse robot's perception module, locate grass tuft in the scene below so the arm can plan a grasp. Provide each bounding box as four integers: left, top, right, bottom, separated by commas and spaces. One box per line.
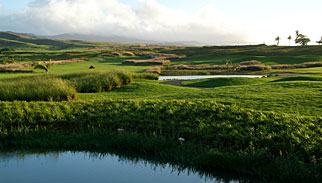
0, 77, 76, 101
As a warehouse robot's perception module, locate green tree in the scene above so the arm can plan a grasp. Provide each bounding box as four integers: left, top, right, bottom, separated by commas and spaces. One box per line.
275, 36, 280, 46
287, 36, 292, 46
316, 37, 322, 45
295, 30, 310, 46
33, 59, 52, 73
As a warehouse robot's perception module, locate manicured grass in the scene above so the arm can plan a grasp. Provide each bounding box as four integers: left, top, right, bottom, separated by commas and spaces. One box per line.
77, 80, 199, 100
42, 57, 153, 74
273, 75, 322, 82
78, 79, 322, 116
166, 45, 322, 65
0, 57, 153, 80
273, 67, 322, 74
181, 77, 275, 88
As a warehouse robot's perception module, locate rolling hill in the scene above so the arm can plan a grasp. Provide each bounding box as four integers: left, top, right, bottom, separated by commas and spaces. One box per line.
0, 31, 115, 50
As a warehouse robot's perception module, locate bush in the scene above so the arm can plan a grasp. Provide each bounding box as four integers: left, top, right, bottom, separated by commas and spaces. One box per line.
240, 65, 271, 71
59, 71, 133, 93
0, 47, 15, 52
0, 77, 76, 101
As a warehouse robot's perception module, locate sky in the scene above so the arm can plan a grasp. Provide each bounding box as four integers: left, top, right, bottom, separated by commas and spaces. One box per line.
0, 0, 321, 45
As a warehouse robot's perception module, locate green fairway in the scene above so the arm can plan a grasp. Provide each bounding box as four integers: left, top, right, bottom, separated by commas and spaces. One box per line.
181, 77, 276, 87
167, 45, 322, 65
75, 77, 322, 116
0, 57, 153, 79
48, 57, 152, 73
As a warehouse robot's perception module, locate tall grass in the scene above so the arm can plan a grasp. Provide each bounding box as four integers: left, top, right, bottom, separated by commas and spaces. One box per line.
59, 71, 133, 93
133, 73, 159, 80
0, 100, 322, 182
0, 77, 76, 101
0, 71, 133, 101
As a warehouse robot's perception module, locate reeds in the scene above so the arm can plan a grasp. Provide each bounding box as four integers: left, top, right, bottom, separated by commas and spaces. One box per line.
59, 71, 133, 93
0, 71, 133, 101
0, 77, 76, 101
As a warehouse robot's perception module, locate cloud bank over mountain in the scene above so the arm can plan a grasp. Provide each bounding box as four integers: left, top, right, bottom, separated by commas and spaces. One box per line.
0, 0, 248, 45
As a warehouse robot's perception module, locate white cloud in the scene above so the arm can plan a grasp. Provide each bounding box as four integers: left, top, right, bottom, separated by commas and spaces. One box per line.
0, 0, 249, 44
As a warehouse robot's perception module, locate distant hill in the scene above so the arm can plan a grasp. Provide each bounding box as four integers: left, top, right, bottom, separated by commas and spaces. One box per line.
0, 31, 202, 50
0, 31, 116, 50
42, 33, 202, 46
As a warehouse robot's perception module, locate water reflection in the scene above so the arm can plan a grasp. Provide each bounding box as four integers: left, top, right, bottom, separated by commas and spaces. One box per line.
159, 75, 264, 81
0, 151, 261, 183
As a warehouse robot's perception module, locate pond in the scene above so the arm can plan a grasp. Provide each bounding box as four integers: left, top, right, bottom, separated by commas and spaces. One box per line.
159, 75, 265, 81
0, 151, 259, 183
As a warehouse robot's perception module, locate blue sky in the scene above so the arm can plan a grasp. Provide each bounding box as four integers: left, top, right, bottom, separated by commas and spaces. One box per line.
0, 0, 32, 11
0, 0, 321, 45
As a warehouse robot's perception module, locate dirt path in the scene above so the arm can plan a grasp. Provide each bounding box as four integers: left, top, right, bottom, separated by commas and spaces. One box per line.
160, 80, 207, 89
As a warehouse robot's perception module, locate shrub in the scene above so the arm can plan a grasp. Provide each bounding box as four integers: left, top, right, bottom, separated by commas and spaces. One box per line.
240, 65, 271, 71
59, 71, 133, 93
0, 77, 76, 101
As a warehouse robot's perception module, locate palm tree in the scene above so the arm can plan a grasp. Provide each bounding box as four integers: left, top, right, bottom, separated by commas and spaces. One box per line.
275, 36, 280, 46
295, 30, 310, 46
33, 59, 52, 73
287, 36, 292, 46
316, 37, 322, 45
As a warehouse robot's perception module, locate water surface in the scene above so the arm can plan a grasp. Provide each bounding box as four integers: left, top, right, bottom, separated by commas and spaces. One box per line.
0, 151, 246, 183
159, 75, 264, 81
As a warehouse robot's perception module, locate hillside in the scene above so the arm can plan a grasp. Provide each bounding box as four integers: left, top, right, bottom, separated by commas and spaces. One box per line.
0, 31, 117, 50
43, 33, 202, 46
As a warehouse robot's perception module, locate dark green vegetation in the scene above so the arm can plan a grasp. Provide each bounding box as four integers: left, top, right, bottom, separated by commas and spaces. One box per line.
0, 100, 321, 182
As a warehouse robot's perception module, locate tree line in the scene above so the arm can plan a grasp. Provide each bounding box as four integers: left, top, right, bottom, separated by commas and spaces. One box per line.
275, 31, 322, 46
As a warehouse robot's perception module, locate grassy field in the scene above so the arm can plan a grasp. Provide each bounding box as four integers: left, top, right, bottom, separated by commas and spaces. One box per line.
167, 45, 322, 65
75, 77, 322, 116
2, 33, 322, 182
181, 77, 276, 87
